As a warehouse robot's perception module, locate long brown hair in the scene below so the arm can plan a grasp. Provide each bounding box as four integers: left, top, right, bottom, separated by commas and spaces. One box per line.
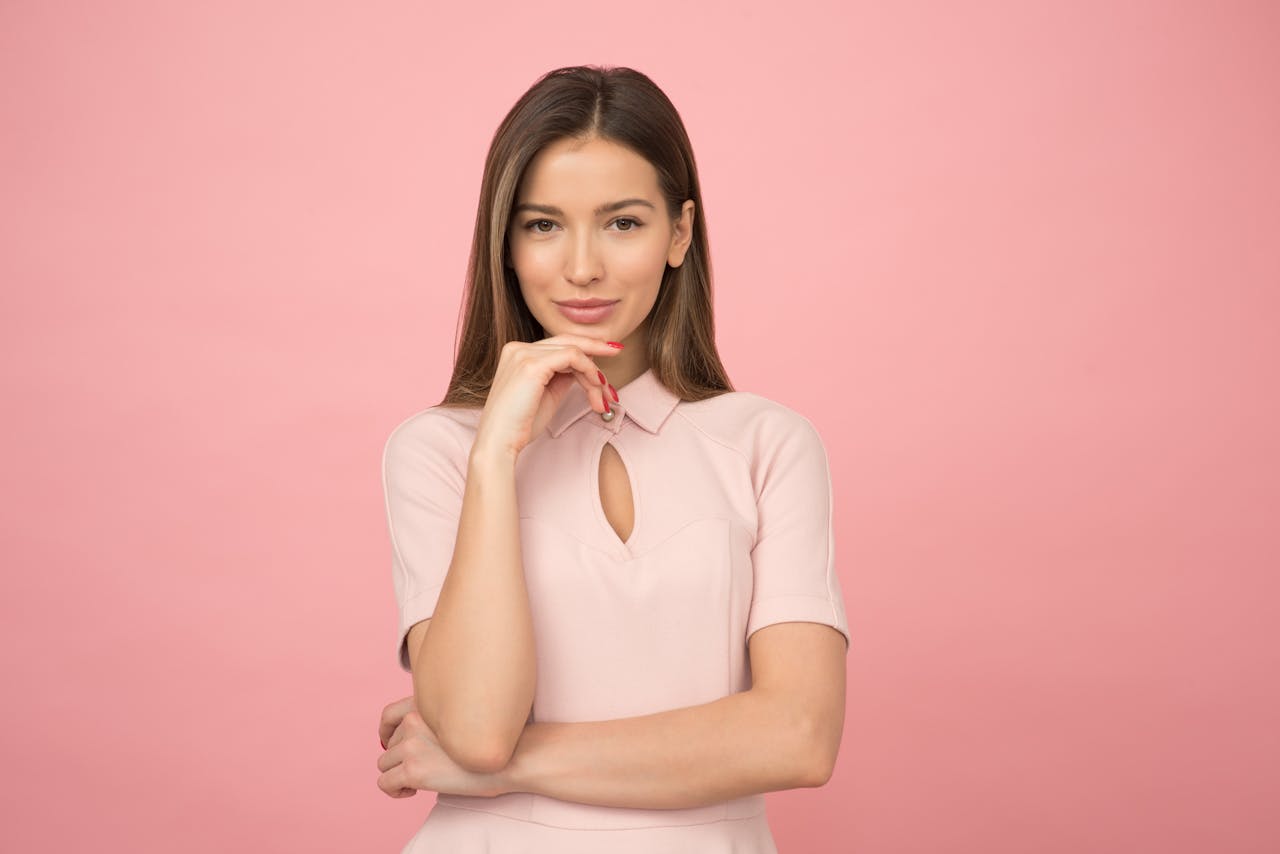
437, 64, 732, 408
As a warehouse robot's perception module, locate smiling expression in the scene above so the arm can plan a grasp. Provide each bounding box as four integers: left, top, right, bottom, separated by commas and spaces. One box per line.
507, 134, 695, 349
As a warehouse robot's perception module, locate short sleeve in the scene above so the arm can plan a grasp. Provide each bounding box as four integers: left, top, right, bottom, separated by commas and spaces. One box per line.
746, 410, 850, 647
382, 411, 467, 672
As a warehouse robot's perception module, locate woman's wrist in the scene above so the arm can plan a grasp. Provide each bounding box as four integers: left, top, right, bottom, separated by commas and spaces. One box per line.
468, 439, 518, 471
494, 723, 548, 797
471, 767, 515, 799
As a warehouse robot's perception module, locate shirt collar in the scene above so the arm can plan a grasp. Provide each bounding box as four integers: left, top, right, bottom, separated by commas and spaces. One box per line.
547, 366, 681, 438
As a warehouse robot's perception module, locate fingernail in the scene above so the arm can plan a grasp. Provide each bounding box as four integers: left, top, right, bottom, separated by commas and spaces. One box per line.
597, 370, 606, 385
608, 383, 618, 402
606, 341, 624, 349
603, 399, 611, 415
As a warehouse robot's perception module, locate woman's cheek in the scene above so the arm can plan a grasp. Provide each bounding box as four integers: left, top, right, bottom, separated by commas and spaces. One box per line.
613, 239, 665, 276
515, 247, 556, 285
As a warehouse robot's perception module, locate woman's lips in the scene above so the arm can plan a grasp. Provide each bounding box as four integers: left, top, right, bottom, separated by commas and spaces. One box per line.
555, 301, 618, 324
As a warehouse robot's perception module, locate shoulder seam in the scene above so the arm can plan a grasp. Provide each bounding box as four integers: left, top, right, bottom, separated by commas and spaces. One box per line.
673, 407, 751, 468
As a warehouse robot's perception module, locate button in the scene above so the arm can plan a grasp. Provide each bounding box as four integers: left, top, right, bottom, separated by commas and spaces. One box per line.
598, 402, 625, 432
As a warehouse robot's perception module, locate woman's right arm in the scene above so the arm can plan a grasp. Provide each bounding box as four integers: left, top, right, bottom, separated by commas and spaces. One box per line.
404, 335, 621, 774
409, 440, 530, 774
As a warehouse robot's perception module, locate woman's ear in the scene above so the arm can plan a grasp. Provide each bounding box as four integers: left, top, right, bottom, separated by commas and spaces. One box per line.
667, 200, 696, 268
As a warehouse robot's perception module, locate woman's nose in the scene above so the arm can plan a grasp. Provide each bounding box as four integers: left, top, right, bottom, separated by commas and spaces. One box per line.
564, 232, 603, 285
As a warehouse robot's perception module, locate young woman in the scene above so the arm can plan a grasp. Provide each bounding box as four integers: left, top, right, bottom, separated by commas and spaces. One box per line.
375, 65, 849, 853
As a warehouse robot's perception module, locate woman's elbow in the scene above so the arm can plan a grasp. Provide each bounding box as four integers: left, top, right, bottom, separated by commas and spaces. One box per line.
415, 693, 524, 773
799, 743, 839, 788
439, 728, 518, 774
793, 715, 842, 788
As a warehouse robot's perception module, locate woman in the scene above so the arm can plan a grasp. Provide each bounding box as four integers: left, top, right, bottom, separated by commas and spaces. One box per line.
375, 64, 849, 853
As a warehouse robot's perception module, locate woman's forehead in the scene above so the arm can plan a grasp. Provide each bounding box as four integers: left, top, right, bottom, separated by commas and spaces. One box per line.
518, 137, 660, 204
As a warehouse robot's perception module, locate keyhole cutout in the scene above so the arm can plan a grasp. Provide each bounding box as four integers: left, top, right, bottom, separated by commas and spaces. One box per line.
598, 441, 635, 546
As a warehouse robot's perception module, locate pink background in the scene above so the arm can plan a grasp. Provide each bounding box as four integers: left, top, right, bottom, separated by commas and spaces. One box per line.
2, 1, 1277, 851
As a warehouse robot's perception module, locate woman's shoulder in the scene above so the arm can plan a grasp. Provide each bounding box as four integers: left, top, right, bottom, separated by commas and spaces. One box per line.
677, 387, 825, 449
382, 404, 482, 467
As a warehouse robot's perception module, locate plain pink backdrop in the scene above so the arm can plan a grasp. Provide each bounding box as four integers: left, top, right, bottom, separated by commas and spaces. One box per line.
2, 1, 1277, 852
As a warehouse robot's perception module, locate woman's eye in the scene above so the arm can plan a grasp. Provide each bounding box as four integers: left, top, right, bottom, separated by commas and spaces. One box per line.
523, 218, 641, 233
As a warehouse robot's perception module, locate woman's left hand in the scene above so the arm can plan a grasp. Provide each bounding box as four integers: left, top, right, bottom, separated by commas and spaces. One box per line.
376, 695, 508, 799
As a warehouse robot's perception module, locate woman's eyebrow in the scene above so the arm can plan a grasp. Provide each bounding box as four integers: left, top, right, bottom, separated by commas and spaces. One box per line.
512, 198, 656, 217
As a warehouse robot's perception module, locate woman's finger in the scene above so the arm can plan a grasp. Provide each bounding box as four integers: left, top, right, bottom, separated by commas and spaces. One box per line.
532, 333, 625, 356
387, 707, 429, 751
376, 727, 423, 798
526, 335, 623, 410
378, 695, 414, 749
376, 738, 402, 774
535, 348, 611, 413
542, 341, 625, 411
376, 757, 415, 798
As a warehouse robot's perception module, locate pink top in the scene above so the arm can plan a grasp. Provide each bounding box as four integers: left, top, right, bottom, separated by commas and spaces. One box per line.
382, 366, 850, 853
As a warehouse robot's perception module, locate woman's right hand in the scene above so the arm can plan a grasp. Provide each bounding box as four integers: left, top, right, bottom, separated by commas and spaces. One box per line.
474, 334, 623, 459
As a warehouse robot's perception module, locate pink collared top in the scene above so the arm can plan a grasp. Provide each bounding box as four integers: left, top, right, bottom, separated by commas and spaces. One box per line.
382, 365, 849, 852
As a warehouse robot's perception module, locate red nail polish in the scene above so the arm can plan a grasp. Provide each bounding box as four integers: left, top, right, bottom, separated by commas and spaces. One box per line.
608, 383, 619, 402
606, 341, 624, 348
597, 370, 606, 385
603, 399, 611, 415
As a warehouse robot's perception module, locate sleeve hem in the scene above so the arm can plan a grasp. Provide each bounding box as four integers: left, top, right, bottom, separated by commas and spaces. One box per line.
746, 594, 850, 648
396, 583, 443, 672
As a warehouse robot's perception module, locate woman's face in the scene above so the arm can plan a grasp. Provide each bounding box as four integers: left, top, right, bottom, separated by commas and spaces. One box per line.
508, 135, 695, 352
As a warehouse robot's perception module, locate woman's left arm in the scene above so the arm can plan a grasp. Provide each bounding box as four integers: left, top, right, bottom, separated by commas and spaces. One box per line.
497, 620, 846, 810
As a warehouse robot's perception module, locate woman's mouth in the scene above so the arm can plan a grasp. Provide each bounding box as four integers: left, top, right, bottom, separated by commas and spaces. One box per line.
555, 300, 619, 324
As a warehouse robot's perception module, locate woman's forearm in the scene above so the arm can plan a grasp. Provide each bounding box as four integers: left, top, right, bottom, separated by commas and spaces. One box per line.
415, 445, 535, 773
498, 686, 836, 810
